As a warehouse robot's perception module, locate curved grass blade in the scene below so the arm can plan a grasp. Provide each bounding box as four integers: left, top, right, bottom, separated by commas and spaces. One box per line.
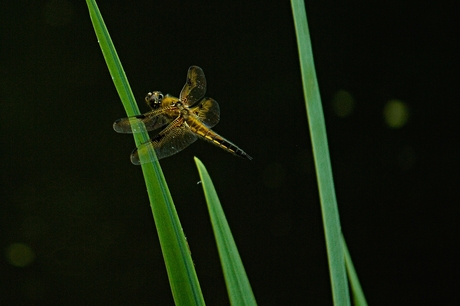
86, 1, 205, 304
290, 0, 350, 305
194, 157, 257, 306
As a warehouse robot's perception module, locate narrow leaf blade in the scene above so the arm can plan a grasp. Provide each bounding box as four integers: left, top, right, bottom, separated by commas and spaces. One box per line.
86, 1, 205, 304
195, 157, 257, 306
342, 235, 368, 306
291, 0, 351, 305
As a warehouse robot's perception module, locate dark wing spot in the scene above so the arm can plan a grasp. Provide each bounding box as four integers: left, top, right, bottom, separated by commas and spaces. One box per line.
151, 133, 165, 143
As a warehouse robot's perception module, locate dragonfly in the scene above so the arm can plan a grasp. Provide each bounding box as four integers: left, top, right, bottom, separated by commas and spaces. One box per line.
113, 66, 253, 165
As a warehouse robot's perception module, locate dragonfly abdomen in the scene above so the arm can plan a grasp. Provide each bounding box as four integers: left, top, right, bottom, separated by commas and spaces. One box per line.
190, 120, 252, 160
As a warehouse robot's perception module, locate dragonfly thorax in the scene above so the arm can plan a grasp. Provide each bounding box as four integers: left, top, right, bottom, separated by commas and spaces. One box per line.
174, 102, 190, 118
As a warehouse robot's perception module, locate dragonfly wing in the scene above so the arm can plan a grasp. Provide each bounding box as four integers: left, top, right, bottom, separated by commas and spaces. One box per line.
113, 111, 172, 134
190, 97, 220, 128
130, 118, 198, 164
179, 66, 206, 106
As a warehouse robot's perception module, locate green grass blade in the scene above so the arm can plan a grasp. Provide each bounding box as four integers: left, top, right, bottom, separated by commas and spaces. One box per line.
194, 157, 257, 306
290, 1, 350, 305
86, 1, 205, 305
342, 235, 368, 306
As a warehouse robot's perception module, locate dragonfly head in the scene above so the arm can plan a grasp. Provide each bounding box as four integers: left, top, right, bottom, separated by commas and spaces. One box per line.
145, 91, 164, 109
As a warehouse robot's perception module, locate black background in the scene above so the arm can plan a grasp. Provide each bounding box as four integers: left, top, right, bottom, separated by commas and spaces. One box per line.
1, 1, 458, 305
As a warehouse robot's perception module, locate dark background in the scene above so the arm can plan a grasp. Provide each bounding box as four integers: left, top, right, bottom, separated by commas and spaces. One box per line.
1, 1, 458, 305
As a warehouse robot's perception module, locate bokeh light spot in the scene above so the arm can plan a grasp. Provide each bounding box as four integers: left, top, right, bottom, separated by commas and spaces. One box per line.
5, 243, 36, 267
332, 90, 355, 117
383, 99, 410, 128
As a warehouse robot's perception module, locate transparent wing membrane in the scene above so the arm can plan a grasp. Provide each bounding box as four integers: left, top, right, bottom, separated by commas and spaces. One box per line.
130, 118, 198, 164
113, 112, 172, 133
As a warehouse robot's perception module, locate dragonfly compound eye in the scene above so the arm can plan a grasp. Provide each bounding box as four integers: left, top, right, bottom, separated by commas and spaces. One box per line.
145, 91, 164, 109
